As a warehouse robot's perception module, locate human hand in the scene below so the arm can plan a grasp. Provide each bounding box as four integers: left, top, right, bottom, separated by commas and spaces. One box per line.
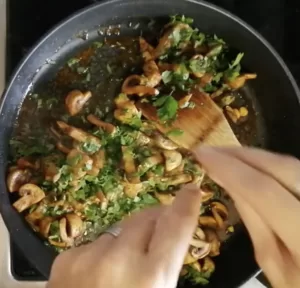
47, 184, 201, 288
194, 146, 300, 288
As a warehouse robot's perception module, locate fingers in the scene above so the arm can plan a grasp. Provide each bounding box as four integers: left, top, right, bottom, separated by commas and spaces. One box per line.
149, 184, 201, 270
194, 146, 300, 254
112, 207, 162, 253
216, 147, 300, 198
232, 192, 289, 288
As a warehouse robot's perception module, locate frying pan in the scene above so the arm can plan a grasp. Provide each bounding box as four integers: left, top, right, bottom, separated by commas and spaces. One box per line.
1, 0, 300, 287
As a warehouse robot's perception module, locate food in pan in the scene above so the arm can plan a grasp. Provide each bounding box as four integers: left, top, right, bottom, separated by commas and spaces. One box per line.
7, 15, 257, 285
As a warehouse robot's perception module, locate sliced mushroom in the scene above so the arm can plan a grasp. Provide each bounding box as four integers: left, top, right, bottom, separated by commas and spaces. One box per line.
136, 132, 153, 146
114, 101, 141, 125
143, 59, 162, 88
178, 93, 193, 108
226, 73, 257, 89
42, 157, 61, 183
25, 204, 45, 230
202, 257, 215, 277
205, 229, 220, 257
67, 149, 93, 179
198, 216, 218, 229
7, 169, 31, 193
138, 154, 164, 175
114, 93, 130, 108
154, 192, 175, 205
211, 201, 229, 229
87, 114, 116, 135
153, 23, 191, 58
39, 217, 54, 238
56, 121, 101, 146
194, 227, 206, 241
122, 146, 139, 183
161, 174, 192, 186
48, 239, 68, 248
163, 150, 182, 172
200, 188, 214, 202
65, 90, 92, 116
17, 157, 39, 170
59, 213, 83, 247
191, 164, 205, 187
184, 252, 198, 265
165, 161, 185, 176
153, 133, 178, 150
191, 261, 201, 272
139, 37, 154, 62
190, 238, 211, 249
56, 142, 71, 154
96, 191, 108, 210
13, 184, 46, 213
121, 75, 159, 96
190, 242, 211, 260
190, 54, 205, 78
87, 149, 105, 177
123, 182, 144, 198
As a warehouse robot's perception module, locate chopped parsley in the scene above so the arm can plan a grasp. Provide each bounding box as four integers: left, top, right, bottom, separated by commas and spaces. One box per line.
153, 95, 178, 123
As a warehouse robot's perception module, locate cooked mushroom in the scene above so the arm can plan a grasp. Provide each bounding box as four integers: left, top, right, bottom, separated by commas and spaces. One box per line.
165, 161, 185, 176
7, 169, 31, 193
56, 121, 101, 146
13, 184, 46, 213
200, 188, 214, 202
88, 149, 105, 177
202, 257, 215, 277
39, 217, 54, 238
154, 192, 175, 205
121, 75, 159, 96
153, 133, 178, 150
139, 37, 154, 62
122, 146, 139, 183
190, 54, 205, 78
138, 154, 164, 175
143, 59, 162, 88
56, 142, 71, 154
123, 182, 144, 198
191, 261, 201, 272
161, 174, 192, 186
96, 191, 108, 210
178, 93, 193, 108
163, 150, 182, 172
191, 164, 205, 187
42, 157, 61, 183
87, 114, 116, 135
65, 90, 92, 116
17, 157, 39, 170
184, 252, 198, 265
194, 227, 206, 241
25, 204, 45, 230
190, 238, 211, 249
136, 132, 153, 146
198, 216, 218, 229
205, 229, 220, 257
59, 213, 83, 247
114, 101, 141, 125
67, 149, 93, 179
226, 73, 257, 89
190, 241, 211, 260
153, 23, 192, 58
48, 239, 68, 248
211, 201, 229, 229
114, 93, 130, 108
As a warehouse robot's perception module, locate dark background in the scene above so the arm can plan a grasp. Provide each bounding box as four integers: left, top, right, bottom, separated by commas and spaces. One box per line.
7, 0, 300, 286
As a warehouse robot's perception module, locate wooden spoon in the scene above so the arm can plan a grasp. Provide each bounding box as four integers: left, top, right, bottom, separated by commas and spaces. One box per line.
137, 90, 240, 149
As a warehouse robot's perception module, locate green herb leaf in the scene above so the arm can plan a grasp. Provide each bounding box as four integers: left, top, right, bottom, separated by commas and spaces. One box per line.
230, 52, 244, 68
154, 95, 178, 122
67, 58, 80, 67
80, 140, 101, 154
161, 71, 173, 84
93, 41, 103, 48
170, 15, 194, 25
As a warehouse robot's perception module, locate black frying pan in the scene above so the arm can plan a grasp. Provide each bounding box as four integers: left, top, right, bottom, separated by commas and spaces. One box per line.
1, 0, 300, 287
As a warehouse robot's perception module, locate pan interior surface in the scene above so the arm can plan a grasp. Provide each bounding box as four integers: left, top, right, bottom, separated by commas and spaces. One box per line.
1, 1, 300, 287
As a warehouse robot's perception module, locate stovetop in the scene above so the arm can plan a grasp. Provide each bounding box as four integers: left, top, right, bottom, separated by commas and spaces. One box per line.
6, 0, 300, 285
